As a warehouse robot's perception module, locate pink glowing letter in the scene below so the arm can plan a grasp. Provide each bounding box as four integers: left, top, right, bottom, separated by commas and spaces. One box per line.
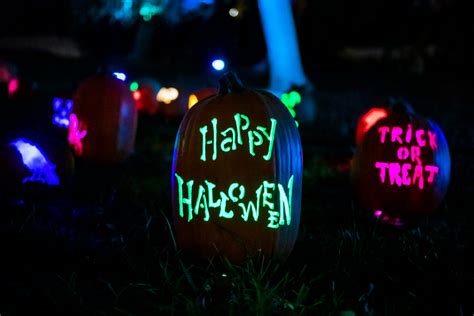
378, 126, 390, 144
427, 131, 437, 150
401, 163, 412, 186
415, 129, 426, 147
391, 127, 403, 144
425, 165, 439, 183
397, 147, 409, 160
410, 146, 422, 165
412, 164, 424, 189
388, 163, 402, 187
375, 162, 389, 183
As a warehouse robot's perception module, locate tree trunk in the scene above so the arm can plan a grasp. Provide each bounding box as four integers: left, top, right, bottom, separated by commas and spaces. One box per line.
258, 0, 316, 123
258, 0, 308, 92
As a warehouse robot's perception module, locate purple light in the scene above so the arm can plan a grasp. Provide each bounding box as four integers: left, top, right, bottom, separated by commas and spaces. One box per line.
10, 138, 60, 185
374, 210, 383, 218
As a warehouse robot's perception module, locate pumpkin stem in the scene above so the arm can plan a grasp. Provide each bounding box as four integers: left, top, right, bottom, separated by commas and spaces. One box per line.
388, 97, 415, 116
219, 72, 245, 94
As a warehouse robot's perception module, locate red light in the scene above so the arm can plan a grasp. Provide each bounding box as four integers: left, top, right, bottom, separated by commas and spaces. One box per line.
356, 108, 388, 144
133, 91, 141, 101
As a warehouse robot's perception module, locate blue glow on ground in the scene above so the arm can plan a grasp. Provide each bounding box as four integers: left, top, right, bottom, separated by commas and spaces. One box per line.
212, 59, 225, 71
10, 139, 60, 185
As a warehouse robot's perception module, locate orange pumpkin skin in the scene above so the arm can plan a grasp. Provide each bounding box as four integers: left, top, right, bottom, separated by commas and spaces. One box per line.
351, 102, 450, 221
171, 73, 303, 263
71, 75, 137, 163
188, 87, 218, 109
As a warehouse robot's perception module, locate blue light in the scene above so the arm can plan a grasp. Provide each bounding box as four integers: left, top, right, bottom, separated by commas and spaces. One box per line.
113, 72, 127, 81
10, 138, 60, 185
212, 59, 225, 71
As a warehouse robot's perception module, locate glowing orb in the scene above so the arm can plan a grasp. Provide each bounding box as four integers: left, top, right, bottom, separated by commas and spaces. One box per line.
211, 59, 225, 71
130, 81, 139, 91
229, 8, 239, 17
157, 87, 179, 104
113, 72, 127, 81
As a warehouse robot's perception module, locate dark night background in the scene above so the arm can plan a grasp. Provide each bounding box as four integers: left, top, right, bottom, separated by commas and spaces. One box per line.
0, 0, 473, 315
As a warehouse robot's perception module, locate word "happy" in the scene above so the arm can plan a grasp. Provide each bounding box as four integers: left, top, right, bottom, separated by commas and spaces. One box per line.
199, 114, 277, 161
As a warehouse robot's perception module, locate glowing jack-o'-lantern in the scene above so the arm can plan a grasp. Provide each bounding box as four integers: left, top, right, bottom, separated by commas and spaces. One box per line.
0, 133, 74, 197
171, 72, 303, 262
351, 100, 451, 224
69, 74, 137, 163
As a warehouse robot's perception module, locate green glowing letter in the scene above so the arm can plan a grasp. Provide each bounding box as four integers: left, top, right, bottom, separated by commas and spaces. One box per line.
205, 180, 221, 208
194, 185, 210, 221
239, 185, 262, 222
278, 175, 294, 226
248, 131, 264, 157
219, 192, 234, 219
211, 118, 218, 161
267, 211, 280, 229
228, 183, 245, 202
262, 181, 275, 210
200, 125, 208, 161
235, 114, 250, 145
259, 118, 277, 161
220, 127, 237, 152
175, 173, 194, 222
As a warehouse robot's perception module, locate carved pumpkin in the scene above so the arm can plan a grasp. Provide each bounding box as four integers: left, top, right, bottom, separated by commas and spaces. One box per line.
351, 100, 450, 224
0, 132, 75, 198
171, 72, 303, 262
69, 74, 137, 163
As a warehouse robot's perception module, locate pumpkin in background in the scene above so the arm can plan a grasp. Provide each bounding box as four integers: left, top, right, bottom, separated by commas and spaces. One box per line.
132, 78, 161, 115
188, 87, 218, 109
157, 86, 187, 118
0, 132, 75, 198
171, 72, 303, 263
351, 100, 450, 224
69, 74, 137, 164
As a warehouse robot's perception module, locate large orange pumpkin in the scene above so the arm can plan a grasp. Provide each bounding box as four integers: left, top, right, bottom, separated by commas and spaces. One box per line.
171, 72, 303, 263
351, 100, 450, 224
69, 74, 137, 163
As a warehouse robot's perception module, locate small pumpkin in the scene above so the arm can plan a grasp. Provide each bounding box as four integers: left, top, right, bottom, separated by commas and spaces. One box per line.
0, 132, 75, 198
351, 100, 450, 224
69, 74, 137, 163
171, 72, 303, 262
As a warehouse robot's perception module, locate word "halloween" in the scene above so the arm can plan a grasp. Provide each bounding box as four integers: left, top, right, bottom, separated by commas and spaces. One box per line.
375, 125, 439, 189
199, 114, 277, 161
175, 173, 294, 229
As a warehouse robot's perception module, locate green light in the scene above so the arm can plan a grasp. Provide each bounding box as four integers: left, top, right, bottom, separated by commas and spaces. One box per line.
280, 91, 301, 119
130, 82, 139, 91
